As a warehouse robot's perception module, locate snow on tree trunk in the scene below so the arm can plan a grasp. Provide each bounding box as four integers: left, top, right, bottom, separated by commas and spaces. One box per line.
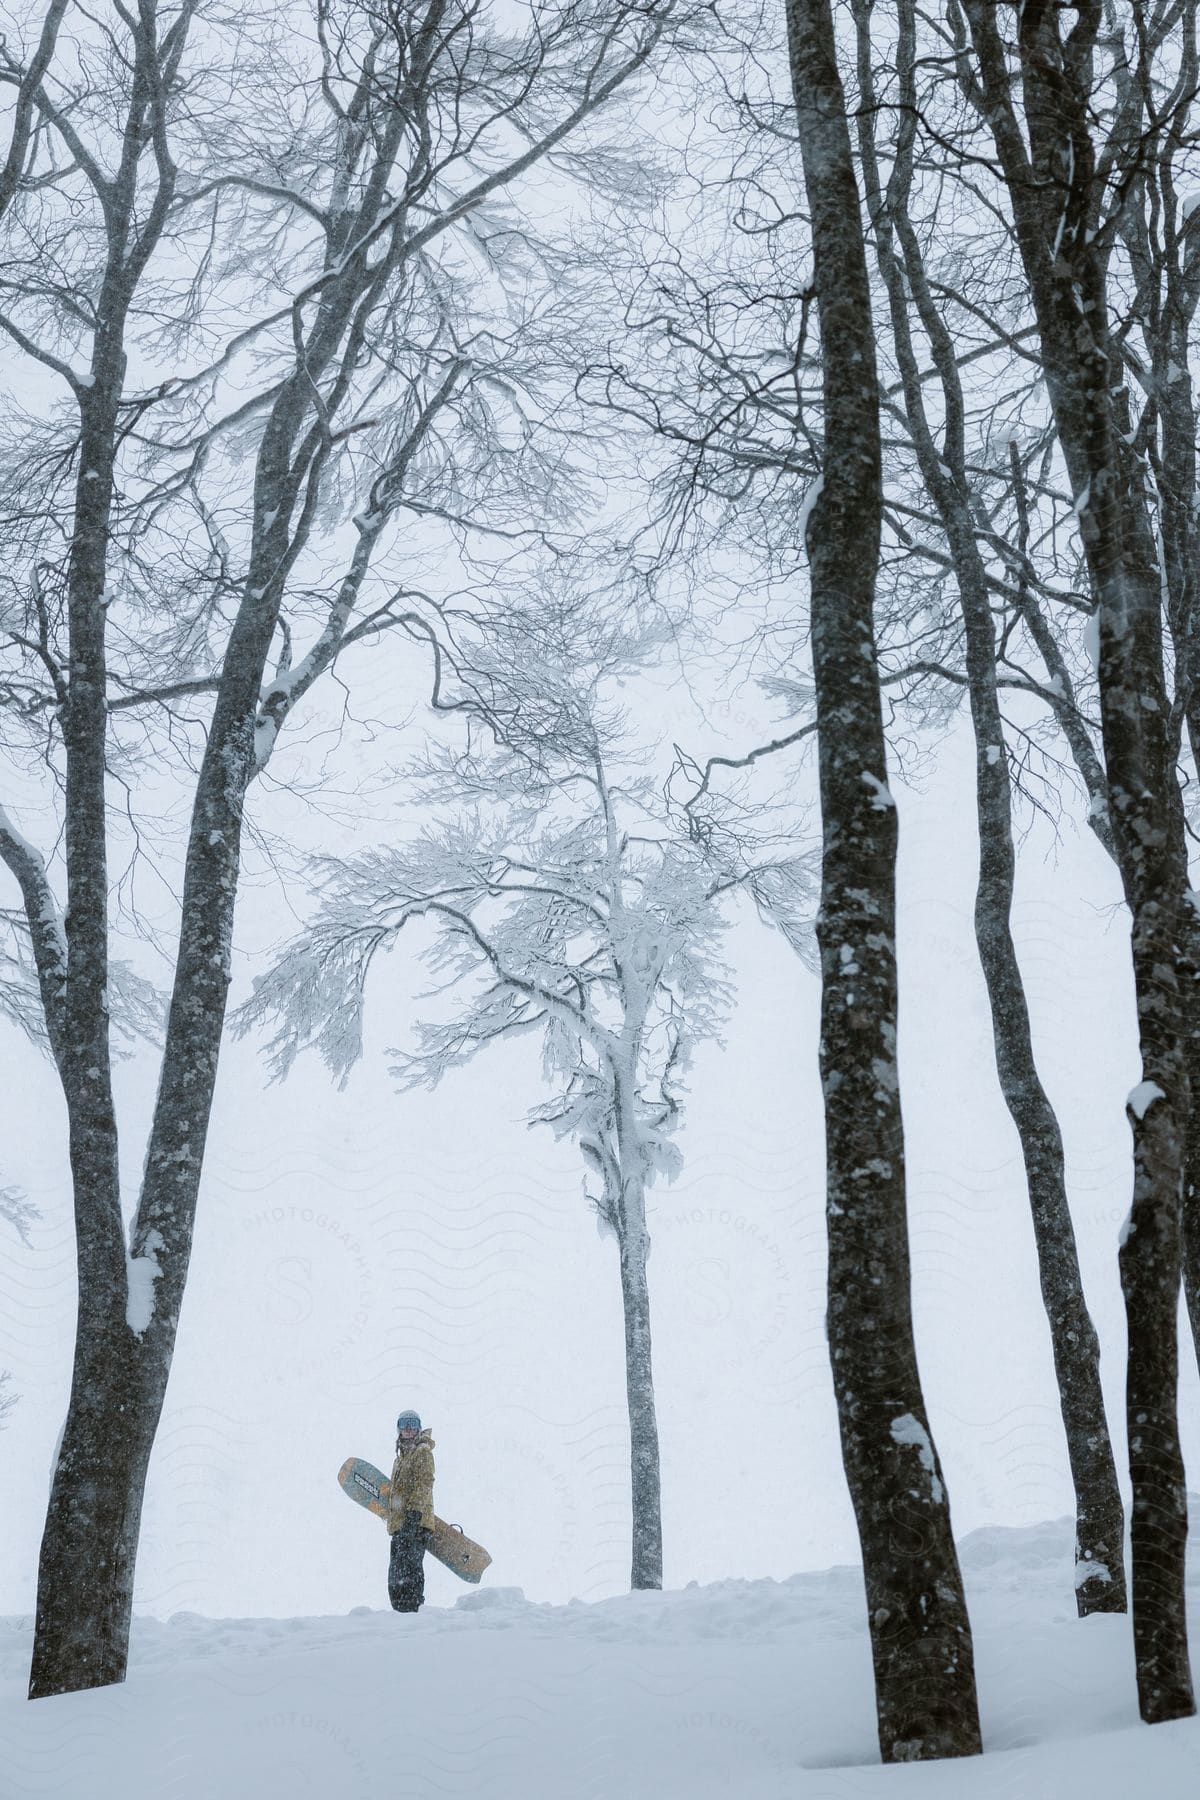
852, 0, 1125, 1619
1157, 246, 1200, 1385
1181, 943, 1200, 1384
968, 709, 1126, 1616
1181, 856, 1200, 1383
29, 95, 397, 1695
610, 1041, 663, 1590
961, 0, 1194, 1725
618, 1211, 664, 1591
29, 1331, 162, 1695
28, 503, 283, 1698
27, 3, 182, 1693
786, 0, 981, 1762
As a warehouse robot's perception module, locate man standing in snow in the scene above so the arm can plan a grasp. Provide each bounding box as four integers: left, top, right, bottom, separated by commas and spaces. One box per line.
387, 1410, 435, 1612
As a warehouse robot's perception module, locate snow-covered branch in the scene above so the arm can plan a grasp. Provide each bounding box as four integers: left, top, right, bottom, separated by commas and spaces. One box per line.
0, 804, 66, 1062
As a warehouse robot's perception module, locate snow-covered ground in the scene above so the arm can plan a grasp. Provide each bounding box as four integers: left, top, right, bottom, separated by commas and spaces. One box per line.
4, 1516, 1198, 1798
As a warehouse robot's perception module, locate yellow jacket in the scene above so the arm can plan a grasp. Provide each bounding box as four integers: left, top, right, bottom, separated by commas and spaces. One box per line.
386, 1431, 435, 1534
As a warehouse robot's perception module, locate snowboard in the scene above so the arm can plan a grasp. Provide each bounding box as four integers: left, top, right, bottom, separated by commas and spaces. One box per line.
337, 1456, 492, 1584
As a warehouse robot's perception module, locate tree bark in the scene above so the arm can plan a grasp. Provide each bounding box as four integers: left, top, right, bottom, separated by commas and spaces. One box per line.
1139, 24, 1200, 1387
617, 1203, 664, 1591
853, 0, 1125, 1618
786, 0, 981, 1762
962, 0, 1194, 1725
27, 0, 188, 1697
29, 1333, 162, 1693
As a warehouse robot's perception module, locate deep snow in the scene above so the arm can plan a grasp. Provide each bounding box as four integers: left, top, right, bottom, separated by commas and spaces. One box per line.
3, 1516, 1198, 1798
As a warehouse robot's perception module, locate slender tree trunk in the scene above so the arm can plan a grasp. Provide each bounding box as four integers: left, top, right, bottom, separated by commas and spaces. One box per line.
853, 0, 1125, 1617
29, 2, 187, 1695
1102, 408, 1192, 1720
787, 0, 981, 1761
962, 0, 1194, 1725
27, 399, 308, 1695
617, 1201, 663, 1590
33, 406, 128, 1695
1155, 151, 1200, 1376
27, 14, 415, 1686
1181, 944, 1200, 1364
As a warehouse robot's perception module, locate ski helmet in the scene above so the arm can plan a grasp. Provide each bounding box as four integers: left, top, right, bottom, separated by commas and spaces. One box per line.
396, 1410, 422, 1432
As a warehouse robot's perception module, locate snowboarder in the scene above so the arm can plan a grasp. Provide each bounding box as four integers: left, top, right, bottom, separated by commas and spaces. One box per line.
387, 1409, 435, 1612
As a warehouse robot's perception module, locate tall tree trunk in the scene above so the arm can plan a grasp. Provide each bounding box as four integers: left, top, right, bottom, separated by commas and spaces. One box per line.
853, 0, 1125, 1617
28, 1, 188, 1696
1182, 970, 1200, 1366
27, 13, 416, 1687
1150, 80, 1200, 1380
33, 414, 128, 1696
962, 0, 1194, 1725
967, 722, 1126, 1613
617, 1203, 663, 1590
786, 0, 981, 1762
27, 389, 307, 1696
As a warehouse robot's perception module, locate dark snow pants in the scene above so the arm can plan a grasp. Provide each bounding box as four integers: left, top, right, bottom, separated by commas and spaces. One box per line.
388, 1512, 431, 1612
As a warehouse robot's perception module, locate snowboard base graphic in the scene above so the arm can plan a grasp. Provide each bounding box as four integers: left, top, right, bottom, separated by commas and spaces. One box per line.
337, 1456, 492, 1584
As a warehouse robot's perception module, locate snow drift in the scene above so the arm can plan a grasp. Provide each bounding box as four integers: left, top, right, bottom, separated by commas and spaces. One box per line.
3, 1514, 1199, 1797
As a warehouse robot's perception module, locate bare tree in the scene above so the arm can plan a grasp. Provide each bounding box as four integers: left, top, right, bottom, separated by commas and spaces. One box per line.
786, 0, 981, 1762
238, 598, 805, 1591
957, 0, 1197, 1725
851, 0, 1126, 1616
0, 0, 690, 1697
